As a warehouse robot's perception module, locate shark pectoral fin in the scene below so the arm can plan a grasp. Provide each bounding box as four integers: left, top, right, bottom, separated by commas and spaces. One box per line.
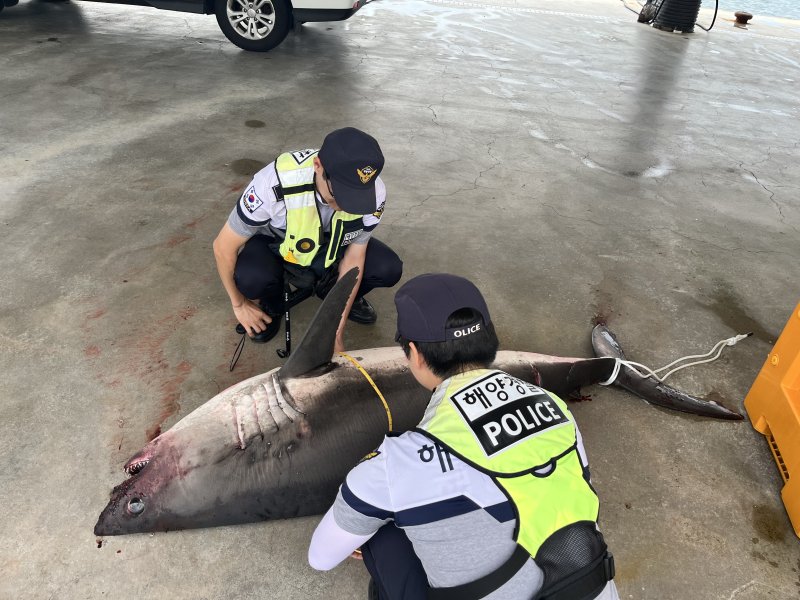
279, 267, 360, 379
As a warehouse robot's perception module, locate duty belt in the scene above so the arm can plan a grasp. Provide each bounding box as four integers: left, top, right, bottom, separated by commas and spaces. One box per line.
427, 547, 614, 600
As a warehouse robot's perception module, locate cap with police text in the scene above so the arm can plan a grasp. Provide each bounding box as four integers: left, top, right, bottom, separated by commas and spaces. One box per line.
394, 273, 492, 343
318, 127, 384, 215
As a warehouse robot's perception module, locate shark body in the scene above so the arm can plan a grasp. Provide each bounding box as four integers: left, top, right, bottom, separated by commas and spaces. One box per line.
95, 270, 741, 536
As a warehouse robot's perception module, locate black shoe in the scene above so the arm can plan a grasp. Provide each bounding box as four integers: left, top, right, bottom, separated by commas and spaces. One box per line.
235, 310, 281, 343
348, 296, 377, 324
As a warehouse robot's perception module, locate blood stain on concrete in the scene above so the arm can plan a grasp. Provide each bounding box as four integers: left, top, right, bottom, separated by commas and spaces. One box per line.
101, 305, 199, 444
185, 215, 206, 229
165, 211, 215, 247
146, 360, 193, 442
80, 297, 201, 458
165, 233, 192, 248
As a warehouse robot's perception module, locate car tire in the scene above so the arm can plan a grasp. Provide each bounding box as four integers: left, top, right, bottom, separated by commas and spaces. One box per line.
215, 0, 291, 52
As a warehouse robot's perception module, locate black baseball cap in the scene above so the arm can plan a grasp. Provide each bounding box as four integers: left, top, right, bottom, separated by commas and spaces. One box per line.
395, 274, 492, 343
318, 127, 384, 215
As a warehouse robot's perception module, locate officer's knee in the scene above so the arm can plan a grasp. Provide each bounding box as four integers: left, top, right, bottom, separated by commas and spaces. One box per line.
235, 263, 281, 300
385, 257, 403, 287
369, 255, 402, 288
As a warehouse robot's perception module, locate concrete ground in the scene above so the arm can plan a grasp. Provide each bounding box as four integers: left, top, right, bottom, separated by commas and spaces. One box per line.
1, 0, 799, 598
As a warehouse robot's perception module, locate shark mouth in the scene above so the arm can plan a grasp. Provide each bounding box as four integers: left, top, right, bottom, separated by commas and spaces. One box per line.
124, 453, 151, 476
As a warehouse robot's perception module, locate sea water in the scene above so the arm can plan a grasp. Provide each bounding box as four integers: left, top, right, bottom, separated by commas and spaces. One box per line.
705, 0, 800, 20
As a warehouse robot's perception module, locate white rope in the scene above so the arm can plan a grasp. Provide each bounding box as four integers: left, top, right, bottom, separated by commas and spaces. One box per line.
599, 359, 622, 386
599, 333, 752, 386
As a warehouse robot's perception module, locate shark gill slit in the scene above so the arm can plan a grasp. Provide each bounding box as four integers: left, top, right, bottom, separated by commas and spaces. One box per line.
252, 383, 278, 433
250, 393, 262, 439
271, 374, 301, 422
231, 401, 245, 450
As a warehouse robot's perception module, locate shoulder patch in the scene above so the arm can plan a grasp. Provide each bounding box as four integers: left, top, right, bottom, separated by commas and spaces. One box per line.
241, 186, 263, 213
372, 200, 385, 219
290, 149, 316, 165
359, 449, 382, 463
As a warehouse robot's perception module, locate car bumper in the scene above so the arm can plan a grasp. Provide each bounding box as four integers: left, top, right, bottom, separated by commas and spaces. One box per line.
293, 0, 367, 23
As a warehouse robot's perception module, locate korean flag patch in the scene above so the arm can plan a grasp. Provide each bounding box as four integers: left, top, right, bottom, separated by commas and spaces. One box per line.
241, 186, 263, 213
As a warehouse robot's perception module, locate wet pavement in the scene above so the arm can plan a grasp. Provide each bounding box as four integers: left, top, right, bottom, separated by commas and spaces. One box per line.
1, 0, 799, 598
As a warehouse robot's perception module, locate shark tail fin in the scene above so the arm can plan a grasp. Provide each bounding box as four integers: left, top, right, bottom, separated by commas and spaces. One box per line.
591, 324, 744, 420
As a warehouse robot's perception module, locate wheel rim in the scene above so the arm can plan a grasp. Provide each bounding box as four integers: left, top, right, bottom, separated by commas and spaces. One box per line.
227, 0, 276, 41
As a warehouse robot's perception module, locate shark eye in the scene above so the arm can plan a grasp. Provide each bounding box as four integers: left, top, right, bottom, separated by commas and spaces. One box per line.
127, 498, 145, 516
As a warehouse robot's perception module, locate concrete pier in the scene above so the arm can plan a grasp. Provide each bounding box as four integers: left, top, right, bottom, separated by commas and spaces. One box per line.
1, 0, 799, 598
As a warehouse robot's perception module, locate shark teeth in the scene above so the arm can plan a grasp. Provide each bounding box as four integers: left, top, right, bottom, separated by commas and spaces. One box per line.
125, 460, 149, 476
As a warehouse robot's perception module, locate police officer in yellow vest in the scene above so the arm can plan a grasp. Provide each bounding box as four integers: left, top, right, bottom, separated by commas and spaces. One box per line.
308, 274, 619, 600
213, 128, 402, 351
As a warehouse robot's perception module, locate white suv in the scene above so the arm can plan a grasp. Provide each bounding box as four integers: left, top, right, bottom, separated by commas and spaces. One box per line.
0, 0, 369, 52
214, 0, 369, 51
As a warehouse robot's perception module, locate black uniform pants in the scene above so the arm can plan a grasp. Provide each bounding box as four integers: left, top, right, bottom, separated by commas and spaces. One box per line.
233, 235, 403, 315
362, 523, 428, 600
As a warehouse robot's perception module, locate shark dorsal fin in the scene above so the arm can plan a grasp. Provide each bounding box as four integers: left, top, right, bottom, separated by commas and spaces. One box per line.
278, 267, 359, 379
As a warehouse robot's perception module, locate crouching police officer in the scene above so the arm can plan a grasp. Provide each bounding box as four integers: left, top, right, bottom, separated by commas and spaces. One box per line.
308, 273, 619, 600
213, 128, 403, 352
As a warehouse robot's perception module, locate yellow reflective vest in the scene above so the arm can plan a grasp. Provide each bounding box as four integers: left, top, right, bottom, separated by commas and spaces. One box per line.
274, 151, 364, 269
417, 369, 600, 559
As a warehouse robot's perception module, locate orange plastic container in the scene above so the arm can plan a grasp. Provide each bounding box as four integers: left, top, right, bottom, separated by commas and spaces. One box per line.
744, 302, 800, 539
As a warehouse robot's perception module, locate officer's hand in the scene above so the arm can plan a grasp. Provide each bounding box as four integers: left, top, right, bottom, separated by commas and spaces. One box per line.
334, 334, 345, 355
350, 549, 363, 560
233, 300, 271, 337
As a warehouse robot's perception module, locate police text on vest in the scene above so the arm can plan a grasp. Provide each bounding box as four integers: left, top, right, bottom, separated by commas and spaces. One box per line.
450, 372, 569, 456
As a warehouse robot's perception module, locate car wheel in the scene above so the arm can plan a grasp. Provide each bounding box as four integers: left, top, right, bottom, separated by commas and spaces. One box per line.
215, 0, 291, 52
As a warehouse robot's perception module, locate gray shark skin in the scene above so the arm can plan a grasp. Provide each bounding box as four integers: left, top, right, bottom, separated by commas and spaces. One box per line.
94, 272, 739, 536
94, 348, 616, 536
591, 324, 743, 420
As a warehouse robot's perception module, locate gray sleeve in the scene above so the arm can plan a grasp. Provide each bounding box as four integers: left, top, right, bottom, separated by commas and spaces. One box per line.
227, 207, 263, 238
350, 229, 373, 245
332, 489, 391, 536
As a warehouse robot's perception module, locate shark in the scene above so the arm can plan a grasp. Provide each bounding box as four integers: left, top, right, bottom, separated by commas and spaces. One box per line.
94, 268, 742, 536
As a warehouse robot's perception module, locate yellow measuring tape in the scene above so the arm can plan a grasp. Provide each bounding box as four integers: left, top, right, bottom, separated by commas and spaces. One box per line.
338, 352, 393, 431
